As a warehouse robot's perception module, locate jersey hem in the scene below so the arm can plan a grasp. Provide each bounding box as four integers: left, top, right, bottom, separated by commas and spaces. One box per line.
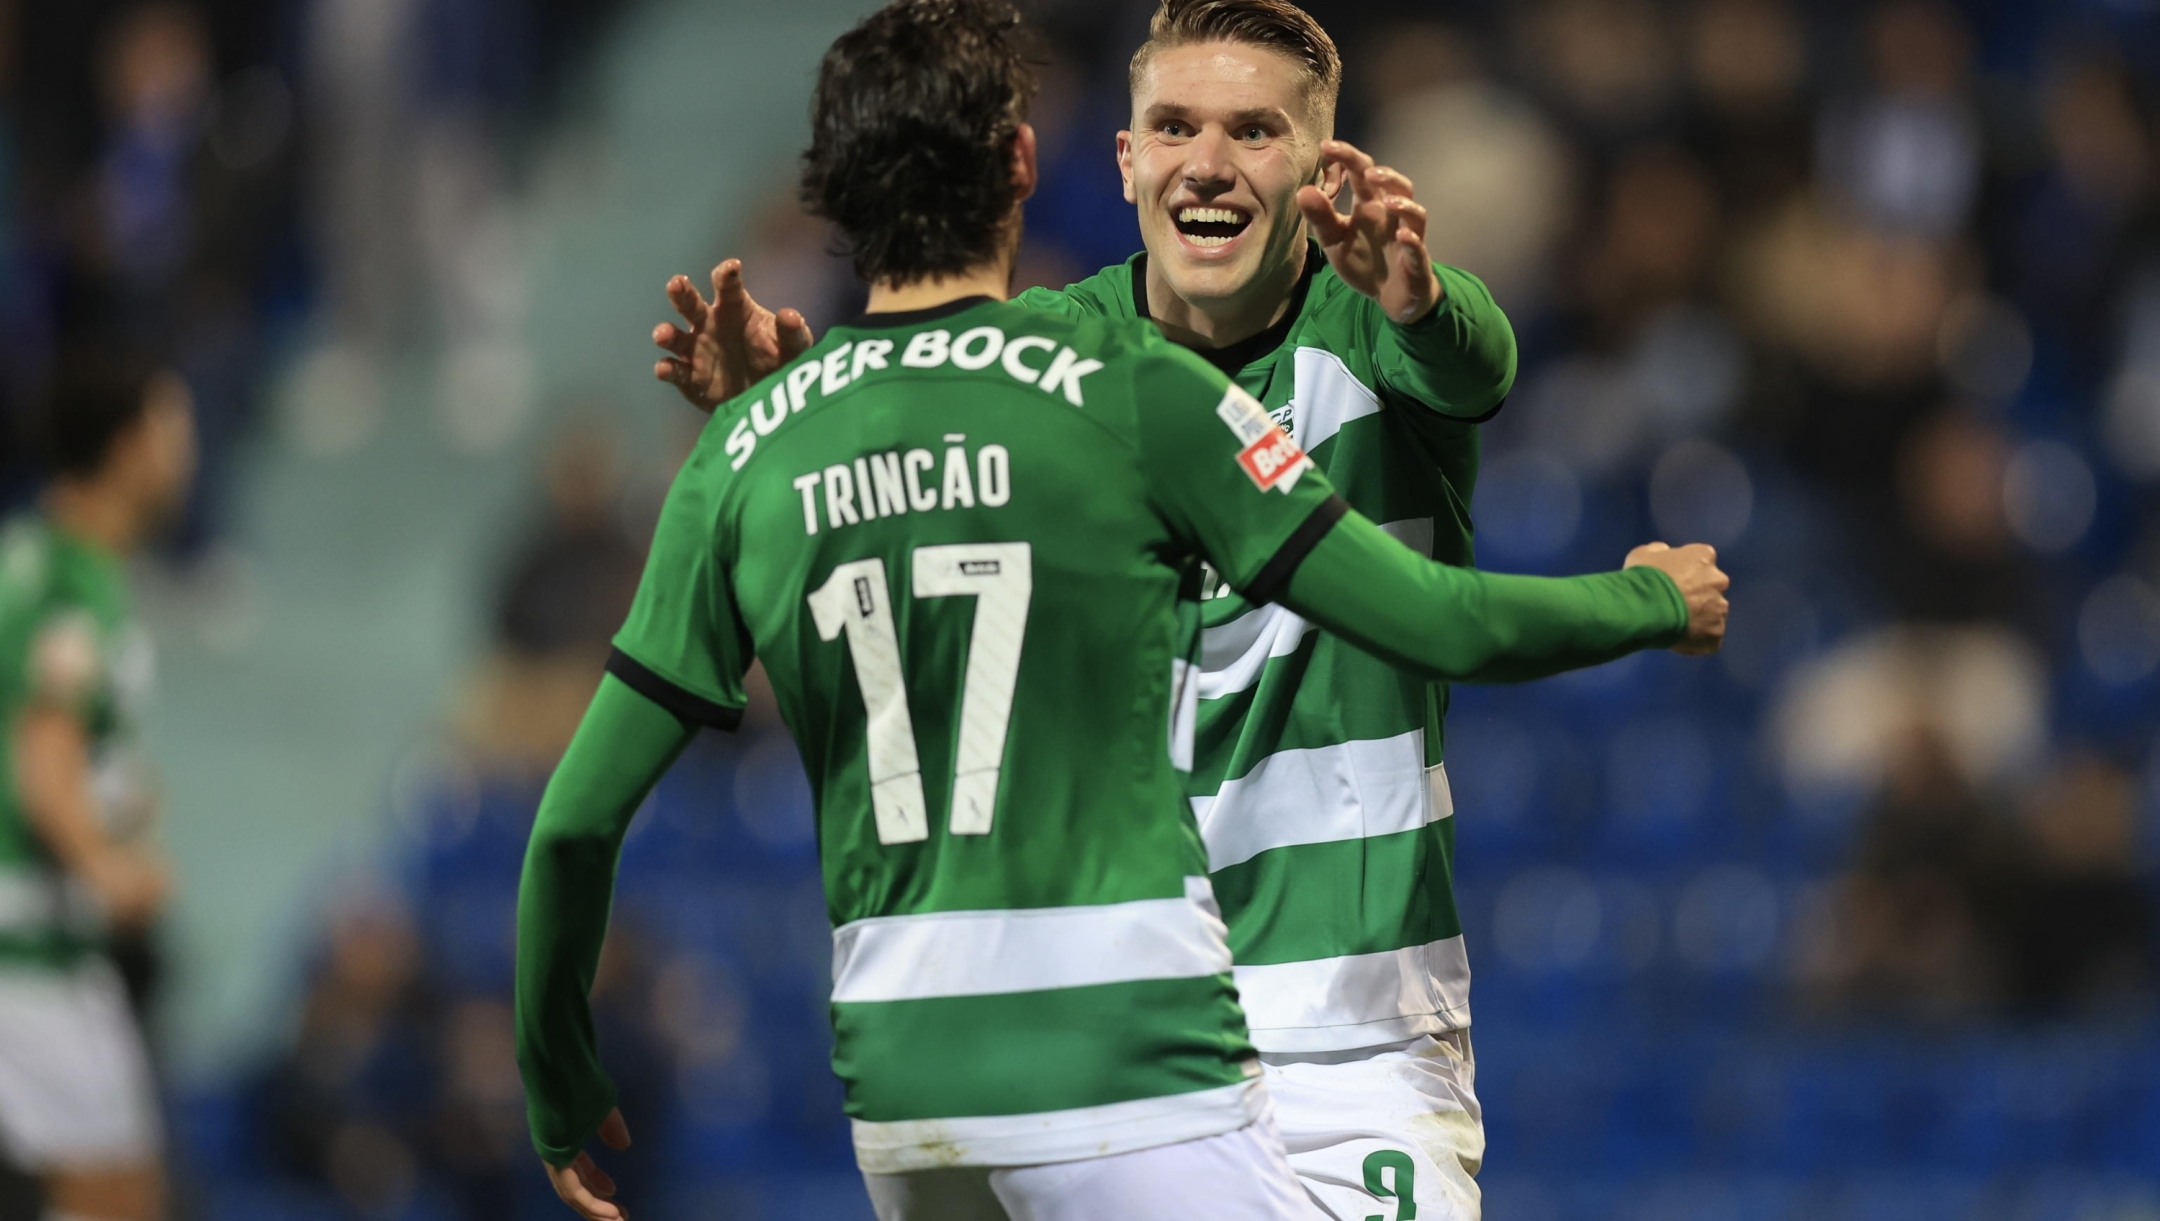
1451, 393, 1508, 425
849, 1077, 1264, 1173
1247, 1006, 1471, 1055
1229, 936, 1472, 1052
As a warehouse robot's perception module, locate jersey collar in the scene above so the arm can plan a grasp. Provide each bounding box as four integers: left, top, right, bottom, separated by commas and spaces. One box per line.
845, 296, 999, 329
1129, 241, 1321, 375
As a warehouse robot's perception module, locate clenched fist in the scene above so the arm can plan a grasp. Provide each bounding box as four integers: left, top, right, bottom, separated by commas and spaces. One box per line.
1623, 542, 1729, 656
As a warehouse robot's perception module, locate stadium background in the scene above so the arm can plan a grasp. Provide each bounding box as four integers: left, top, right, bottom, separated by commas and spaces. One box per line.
3, 0, 2159, 1216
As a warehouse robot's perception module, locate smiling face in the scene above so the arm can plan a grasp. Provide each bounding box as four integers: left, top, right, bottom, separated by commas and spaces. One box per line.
1121, 40, 1337, 317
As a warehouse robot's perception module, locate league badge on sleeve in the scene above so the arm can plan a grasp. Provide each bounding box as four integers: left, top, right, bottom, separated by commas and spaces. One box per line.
1215, 385, 1312, 494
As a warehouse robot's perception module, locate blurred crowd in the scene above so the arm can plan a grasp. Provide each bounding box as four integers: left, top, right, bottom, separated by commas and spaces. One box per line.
0, 0, 295, 551
0, 0, 628, 539
10, 0, 2151, 1217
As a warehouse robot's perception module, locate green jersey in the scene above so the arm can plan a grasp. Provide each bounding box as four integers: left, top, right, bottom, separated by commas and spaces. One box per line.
1018, 247, 1513, 1051
610, 297, 1340, 1171
0, 515, 151, 970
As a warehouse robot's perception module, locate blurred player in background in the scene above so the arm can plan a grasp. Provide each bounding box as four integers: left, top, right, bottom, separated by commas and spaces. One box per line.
0, 361, 195, 1221
655, 1, 1528, 1217
530, 1, 1725, 1218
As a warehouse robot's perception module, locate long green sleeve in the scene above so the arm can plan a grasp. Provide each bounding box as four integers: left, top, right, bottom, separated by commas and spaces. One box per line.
1279, 507, 1688, 683
514, 674, 696, 1166
1375, 263, 1517, 420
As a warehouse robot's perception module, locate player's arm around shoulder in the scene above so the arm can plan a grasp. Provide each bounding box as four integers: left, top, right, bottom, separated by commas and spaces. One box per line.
1013, 253, 1141, 319
1013, 280, 1105, 319
1129, 338, 1343, 593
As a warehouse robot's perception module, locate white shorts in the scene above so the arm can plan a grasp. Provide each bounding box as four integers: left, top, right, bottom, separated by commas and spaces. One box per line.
862, 1111, 1316, 1221
0, 960, 162, 1170
1264, 1030, 1483, 1221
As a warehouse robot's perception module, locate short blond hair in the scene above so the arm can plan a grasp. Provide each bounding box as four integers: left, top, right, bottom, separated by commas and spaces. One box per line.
1128, 0, 1342, 132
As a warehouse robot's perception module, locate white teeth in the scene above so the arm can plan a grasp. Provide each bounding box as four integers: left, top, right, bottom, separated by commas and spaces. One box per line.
1177, 206, 1248, 226
1186, 234, 1234, 247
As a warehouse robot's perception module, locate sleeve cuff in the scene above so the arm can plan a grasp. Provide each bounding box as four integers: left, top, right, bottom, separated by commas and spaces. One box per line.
605, 649, 744, 731
1636, 567, 1691, 647
1381, 266, 1512, 423
527, 1075, 620, 1168
1239, 496, 1350, 606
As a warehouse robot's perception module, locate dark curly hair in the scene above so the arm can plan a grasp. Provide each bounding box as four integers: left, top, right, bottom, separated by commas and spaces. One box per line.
800, 0, 1040, 286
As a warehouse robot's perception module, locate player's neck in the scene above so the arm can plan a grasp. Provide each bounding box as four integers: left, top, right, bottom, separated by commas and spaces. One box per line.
44, 480, 142, 555
1144, 237, 1307, 351
866, 261, 1013, 315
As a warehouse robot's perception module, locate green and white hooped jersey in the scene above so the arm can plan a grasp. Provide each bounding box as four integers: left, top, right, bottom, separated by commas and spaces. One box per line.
0, 516, 151, 971
610, 297, 1340, 1171
1020, 250, 1508, 1053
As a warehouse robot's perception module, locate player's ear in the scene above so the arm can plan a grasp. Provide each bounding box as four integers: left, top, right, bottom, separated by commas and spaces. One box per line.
1116, 130, 1136, 204
1011, 122, 1039, 204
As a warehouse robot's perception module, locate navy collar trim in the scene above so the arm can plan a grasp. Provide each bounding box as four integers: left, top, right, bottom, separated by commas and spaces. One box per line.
845, 295, 999, 329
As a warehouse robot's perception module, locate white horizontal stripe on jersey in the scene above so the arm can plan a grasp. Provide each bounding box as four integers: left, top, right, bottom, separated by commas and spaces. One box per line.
830, 875, 1232, 1003
1193, 733, 1452, 873
1236, 935, 1472, 1054
1287, 345, 1381, 453
1198, 517, 1434, 702
850, 1075, 1264, 1173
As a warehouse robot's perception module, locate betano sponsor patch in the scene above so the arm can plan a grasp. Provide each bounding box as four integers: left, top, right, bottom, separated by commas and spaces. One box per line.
1215, 385, 1310, 493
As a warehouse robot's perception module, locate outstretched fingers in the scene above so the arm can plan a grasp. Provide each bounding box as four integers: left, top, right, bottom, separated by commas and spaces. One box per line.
549, 1155, 625, 1221
1365, 165, 1417, 203
652, 321, 694, 358
1321, 139, 1377, 183
709, 259, 746, 315
577, 1153, 618, 1198
1393, 228, 1437, 314
1350, 194, 1393, 245
666, 274, 709, 331
777, 308, 816, 360
1296, 184, 1352, 245
1386, 195, 1429, 243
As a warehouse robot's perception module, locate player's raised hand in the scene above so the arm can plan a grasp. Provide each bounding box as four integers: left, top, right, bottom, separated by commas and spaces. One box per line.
652, 259, 816, 413
1295, 139, 1440, 325
1623, 542, 1730, 655
542, 1108, 633, 1220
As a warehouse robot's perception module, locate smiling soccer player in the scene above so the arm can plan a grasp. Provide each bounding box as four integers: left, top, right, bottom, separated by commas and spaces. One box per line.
646, 4, 1636, 1219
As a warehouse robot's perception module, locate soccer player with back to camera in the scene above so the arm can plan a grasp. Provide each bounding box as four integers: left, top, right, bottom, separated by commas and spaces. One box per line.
0, 360, 195, 1221
651, 1, 1655, 1217
524, 1, 1728, 1218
